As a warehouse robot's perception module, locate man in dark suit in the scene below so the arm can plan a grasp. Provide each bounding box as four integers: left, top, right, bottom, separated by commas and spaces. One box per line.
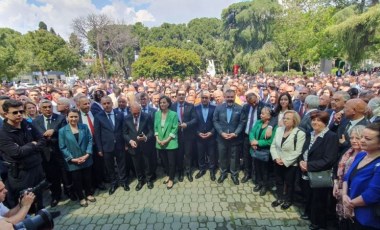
293, 87, 309, 119
213, 89, 246, 185
33, 100, 68, 207
298, 95, 319, 136
241, 91, 267, 183
194, 91, 217, 181
94, 96, 129, 195
329, 91, 350, 133
77, 96, 106, 191
170, 89, 198, 182
114, 96, 130, 117
123, 102, 155, 190
90, 90, 105, 116
338, 98, 369, 154
140, 92, 156, 118
33, 100, 67, 207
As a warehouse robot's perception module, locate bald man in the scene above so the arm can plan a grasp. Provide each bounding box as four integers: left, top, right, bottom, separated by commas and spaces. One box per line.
338, 99, 369, 154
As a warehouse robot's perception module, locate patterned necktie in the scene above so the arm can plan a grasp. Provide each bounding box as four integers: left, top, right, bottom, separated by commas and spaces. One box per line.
85, 113, 95, 135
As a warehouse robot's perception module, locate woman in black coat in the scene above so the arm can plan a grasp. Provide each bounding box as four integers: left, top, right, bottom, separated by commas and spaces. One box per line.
299, 111, 339, 230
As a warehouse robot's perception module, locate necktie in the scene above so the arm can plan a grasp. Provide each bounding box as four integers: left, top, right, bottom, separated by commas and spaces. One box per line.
107, 113, 114, 128
121, 108, 125, 113
299, 102, 304, 117
345, 121, 352, 134
134, 117, 138, 131
180, 104, 184, 122
85, 113, 95, 136
46, 118, 52, 130
247, 107, 255, 134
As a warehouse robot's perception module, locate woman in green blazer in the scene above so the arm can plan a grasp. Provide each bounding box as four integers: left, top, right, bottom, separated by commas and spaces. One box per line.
59, 108, 95, 207
249, 107, 277, 196
154, 95, 178, 189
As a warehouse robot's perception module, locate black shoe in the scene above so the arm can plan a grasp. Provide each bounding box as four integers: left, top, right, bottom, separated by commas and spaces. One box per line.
195, 170, 206, 179
281, 201, 292, 210
147, 181, 154, 189
259, 187, 267, 196
123, 184, 130, 191
97, 184, 107, 191
178, 172, 184, 182
50, 199, 59, 207
231, 176, 240, 185
109, 185, 118, 195
217, 175, 227, 184
271, 200, 283, 208
210, 171, 216, 181
186, 173, 193, 182
241, 174, 251, 183
253, 184, 262, 192
135, 182, 144, 191
300, 213, 310, 220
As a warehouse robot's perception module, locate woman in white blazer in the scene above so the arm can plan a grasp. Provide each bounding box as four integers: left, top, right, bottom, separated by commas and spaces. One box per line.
270, 110, 306, 210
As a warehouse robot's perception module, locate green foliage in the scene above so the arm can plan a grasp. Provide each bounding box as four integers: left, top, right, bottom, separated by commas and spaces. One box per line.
132, 46, 201, 79
38, 21, 47, 30
0, 28, 22, 79
326, 4, 380, 65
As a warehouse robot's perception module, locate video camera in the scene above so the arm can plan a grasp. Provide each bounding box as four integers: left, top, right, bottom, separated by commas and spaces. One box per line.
14, 209, 60, 230
19, 180, 50, 198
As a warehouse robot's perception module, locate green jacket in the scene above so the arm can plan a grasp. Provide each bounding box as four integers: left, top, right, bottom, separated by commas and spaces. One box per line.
249, 120, 276, 155
154, 110, 178, 150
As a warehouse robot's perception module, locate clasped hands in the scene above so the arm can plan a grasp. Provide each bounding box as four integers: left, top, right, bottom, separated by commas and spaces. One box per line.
71, 154, 89, 164
199, 132, 212, 139
221, 132, 237, 140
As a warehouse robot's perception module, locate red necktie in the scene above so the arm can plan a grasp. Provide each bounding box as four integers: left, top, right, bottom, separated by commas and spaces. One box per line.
86, 113, 95, 136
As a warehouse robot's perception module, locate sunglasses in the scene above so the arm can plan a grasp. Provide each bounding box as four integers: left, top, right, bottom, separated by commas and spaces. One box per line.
11, 110, 24, 115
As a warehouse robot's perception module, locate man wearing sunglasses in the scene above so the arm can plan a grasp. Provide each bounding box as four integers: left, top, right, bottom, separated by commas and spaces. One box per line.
0, 99, 46, 210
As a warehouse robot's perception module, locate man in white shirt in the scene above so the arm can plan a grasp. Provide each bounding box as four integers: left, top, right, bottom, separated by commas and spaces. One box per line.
0, 179, 35, 224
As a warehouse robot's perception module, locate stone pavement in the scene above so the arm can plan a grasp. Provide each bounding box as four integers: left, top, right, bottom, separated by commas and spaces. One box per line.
50, 172, 310, 230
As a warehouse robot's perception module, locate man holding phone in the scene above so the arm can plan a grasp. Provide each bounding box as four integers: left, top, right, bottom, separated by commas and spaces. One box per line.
123, 103, 155, 190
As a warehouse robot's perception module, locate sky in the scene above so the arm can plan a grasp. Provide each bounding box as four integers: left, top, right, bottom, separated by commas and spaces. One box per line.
0, 0, 244, 40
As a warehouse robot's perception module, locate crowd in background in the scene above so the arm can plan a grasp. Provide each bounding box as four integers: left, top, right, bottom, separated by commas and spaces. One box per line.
0, 71, 380, 229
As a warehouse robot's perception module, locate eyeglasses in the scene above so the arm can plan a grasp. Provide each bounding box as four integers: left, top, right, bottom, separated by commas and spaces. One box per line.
147, 91, 154, 94
177, 94, 186, 96
11, 110, 24, 115
306, 85, 313, 87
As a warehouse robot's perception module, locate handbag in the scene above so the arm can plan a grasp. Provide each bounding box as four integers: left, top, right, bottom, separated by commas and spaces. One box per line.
252, 149, 270, 162
308, 169, 333, 188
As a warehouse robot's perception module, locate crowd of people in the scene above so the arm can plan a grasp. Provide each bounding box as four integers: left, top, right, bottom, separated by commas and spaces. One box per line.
0, 72, 380, 229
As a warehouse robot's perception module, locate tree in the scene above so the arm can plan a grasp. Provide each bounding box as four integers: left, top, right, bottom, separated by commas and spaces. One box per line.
68, 33, 85, 56
326, 4, 380, 66
0, 28, 22, 79
132, 46, 201, 79
38, 21, 47, 30
50, 27, 56, 35
72, 14, 113, 77
15, 29, 81, 76
102, 24, 139, 78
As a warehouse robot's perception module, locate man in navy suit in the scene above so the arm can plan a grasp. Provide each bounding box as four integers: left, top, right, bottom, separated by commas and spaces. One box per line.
123, 102, 155, 190
213, 89, 246, 185
90, 90, 104, 116
33, 100, 68, 207
140, 93, 156, 118
170, 89, 198, 182
114, 96, 130, 117
94, 96, 129, 195
194, 91, 217, 181
241, 91, 268, 183
293, 87, 309, 119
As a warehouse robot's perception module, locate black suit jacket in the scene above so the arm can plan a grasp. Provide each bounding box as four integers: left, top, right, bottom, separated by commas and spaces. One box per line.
123, 112, 154, 153
337, 117, 369, 154
33, 113, 66, 161
301, 130, 339, 172
141, 105, 157, 120
195, 104, 216, 136
170, 102, 198, 137
94, 110, 125, 153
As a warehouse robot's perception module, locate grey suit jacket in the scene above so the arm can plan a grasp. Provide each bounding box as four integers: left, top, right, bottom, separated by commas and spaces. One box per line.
213, 103, 246, 144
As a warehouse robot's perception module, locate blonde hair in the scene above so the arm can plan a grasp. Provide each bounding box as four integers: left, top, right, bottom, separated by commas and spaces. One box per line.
284, 110, 301, 127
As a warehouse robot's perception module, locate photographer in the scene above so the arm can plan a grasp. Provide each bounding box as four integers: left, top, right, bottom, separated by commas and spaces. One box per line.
0, 179, 35, 225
